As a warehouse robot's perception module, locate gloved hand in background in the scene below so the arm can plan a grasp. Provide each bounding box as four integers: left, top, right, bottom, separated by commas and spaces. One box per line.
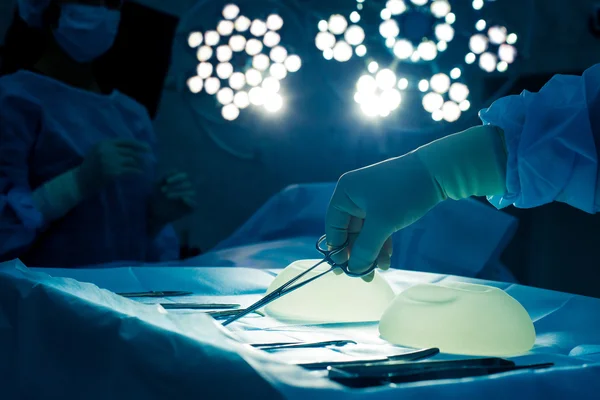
33, 139, 151, 223
76, 139, 151, 193
147, 171, 197, 236
326, 125, 508, 281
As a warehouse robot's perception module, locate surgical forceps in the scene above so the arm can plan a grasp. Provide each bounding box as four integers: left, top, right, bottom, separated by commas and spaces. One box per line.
222, 235, 377, 326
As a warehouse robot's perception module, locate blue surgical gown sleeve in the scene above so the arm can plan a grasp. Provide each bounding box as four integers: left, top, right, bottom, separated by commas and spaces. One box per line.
0, 88, 45, 260
479, 64, 600, 213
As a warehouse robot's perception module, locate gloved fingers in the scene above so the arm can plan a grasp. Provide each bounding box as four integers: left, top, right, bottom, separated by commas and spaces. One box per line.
181, 196, 198, 208
331, 216, 362, 265
361, 270, 376, 283
376, 236, 393, 270
325, 205, 351, 249
165, 172, 189, 184
112, 139, 151, 152
348, 217, 391, 276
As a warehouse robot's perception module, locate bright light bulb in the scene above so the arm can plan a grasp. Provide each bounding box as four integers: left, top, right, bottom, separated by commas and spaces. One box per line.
449, 82, 469, 102
222, 4, 240, 20
411, 52, 421, 62
284, 55, 302, 72
357, 75, 377, 94
459, 100, 471, 111
446, 13, 456, 24
187, 76, 203, 93
217, 20, 234, 36
263, 31, 281, 47
386, 37, 396, 48
270, 63, 288, 80
266, 14, 284, 31
355, 45, 367, 57
323, 48, 334, 60
253, 54, 270, 71
197, 62, 213, 79
479, 52, 498, 72
469, 34, 488, 54
216, 45, 233, 62
205, 30, 220, 46
411, 0, 428, 5
379, 19, 400, 39
354, 92, 364, 104
432, 109, 443, 121
262, 76, 281, 93
234, 91, 250, 109
381, 89, 402, 110
216, 63, 233, 79
499, 44, 517, 64
217, 87, 234, 105
360, 95, 381, 118
507, 33, 518, 45
368, 61, 379, 73
398, 78, 409, 90
333, 41, 353, 62
229, 72, 246, 90
465, 52, 476, 64
235, 16, 251, 32
437, 41, 448, 51
393, 39, 413, 59
497, 61, 508, 72
435, 24, 454, 42
472, 0, 484, 10
418, 79, 429, 92
315, 32, 336, 51
196, 45, 212, 62
430, 73, 450, 94
221, 104, 240, 121
350, 11, 361, 23
318, 20, 328, 32
476, 19, 486, 31
380, 8, 392, 20
488, 26, 507, 45
245, 38, 263, 56
422, 92, 444, 113
345, 25, 366, 46
431, 1, 451, 18
418, 41, 438, 61
205, 77, 220, 95
270, 46, 288, 63
387, 0, 407, 15
328, 15, 348, 35
229, 35, 246, 52
250, 20, 268, 37
450, 67, 461, 79
246, 68, 263, 86
188, 32, 203, 48
442, 101, 461, 122
376, 69, 397, 90
264, 92, 283, 112
249, 87, 265, 105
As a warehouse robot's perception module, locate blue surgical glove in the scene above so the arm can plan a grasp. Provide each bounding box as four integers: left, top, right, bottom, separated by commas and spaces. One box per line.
326, 125, 508, 280
147, 171, 197, 236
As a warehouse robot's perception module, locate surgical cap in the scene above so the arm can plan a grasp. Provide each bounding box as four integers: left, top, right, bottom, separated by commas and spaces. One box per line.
17, 0, 52, 28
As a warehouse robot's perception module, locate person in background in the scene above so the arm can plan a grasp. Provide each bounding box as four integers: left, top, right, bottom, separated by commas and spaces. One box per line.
0, 0, 196, 267
326, 64, 600, 281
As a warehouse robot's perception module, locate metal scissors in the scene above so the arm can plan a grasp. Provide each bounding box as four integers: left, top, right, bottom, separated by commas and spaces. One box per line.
222, 234, 377, 326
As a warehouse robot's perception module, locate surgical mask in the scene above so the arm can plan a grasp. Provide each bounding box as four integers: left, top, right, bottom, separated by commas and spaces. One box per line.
52, 4, 121, 63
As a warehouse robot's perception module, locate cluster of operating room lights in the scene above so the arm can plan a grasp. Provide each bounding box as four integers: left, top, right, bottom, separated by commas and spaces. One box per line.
187, 4, 302, 121
324, 0, 517, 122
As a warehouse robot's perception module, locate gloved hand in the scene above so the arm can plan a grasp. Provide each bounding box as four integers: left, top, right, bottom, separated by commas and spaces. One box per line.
147, 171, 197, 236
326, 125, 508, 281
75, 139, 151, 195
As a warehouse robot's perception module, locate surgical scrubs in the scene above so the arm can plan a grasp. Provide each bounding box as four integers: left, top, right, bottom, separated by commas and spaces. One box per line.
0, 70, 178, 267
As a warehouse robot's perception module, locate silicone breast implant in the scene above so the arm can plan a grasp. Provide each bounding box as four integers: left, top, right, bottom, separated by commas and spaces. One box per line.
379, 282, 536, 356
264, 259, 395, 323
